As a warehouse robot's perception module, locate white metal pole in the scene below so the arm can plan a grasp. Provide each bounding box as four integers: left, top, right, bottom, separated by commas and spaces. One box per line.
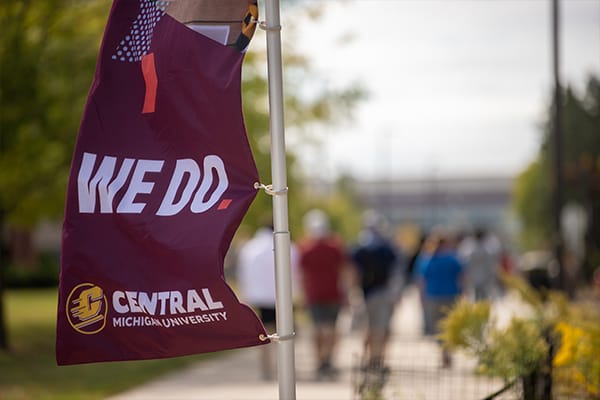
263, 0, 297, 399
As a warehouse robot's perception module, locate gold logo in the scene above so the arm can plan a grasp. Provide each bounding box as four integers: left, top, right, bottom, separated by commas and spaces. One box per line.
66, 283, 107, 334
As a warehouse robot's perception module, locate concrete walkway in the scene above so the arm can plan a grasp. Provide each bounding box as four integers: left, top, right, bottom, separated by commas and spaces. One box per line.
109, 287, 523, 400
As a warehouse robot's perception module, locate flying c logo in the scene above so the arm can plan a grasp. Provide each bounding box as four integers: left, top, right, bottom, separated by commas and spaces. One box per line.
67, 283, 107, 335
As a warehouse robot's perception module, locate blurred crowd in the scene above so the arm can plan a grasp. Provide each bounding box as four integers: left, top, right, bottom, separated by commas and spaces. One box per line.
230, 209, 551, 380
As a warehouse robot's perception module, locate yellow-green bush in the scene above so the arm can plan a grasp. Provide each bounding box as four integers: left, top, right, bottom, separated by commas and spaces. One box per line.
440, 276, 600, 398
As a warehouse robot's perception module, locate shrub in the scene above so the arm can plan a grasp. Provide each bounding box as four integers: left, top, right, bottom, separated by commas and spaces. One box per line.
4, 252, 60, 288
440, 276, 600, 398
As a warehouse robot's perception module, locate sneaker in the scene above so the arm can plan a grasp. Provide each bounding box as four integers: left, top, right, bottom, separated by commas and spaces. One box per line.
442, 350, 452, 368
316, 361, 339, 380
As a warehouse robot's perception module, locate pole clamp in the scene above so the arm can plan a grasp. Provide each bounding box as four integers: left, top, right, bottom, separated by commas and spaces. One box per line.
260, 21, 282, 31
254, 182, 288, 196
259, 332, 296, 342
250, 17, 282, 31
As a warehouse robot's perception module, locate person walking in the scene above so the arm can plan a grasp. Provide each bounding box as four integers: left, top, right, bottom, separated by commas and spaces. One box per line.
236, 220, 298, 380
416, 232, 464, 367
350, 211, 404, 373
458, 227, 501, 301
298, 209, 349, 379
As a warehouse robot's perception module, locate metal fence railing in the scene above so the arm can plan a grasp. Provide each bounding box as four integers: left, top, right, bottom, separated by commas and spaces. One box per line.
350, 337, 593, 400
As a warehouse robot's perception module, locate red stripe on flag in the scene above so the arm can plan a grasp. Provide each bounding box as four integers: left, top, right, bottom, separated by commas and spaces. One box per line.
141, 53, 157, 114
218, 199, 232, 210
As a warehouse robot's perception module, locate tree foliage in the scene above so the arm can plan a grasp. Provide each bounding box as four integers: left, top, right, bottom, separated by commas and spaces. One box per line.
512, 159, 553, 249
512, 75, 600, 279
0, 1, 110, 227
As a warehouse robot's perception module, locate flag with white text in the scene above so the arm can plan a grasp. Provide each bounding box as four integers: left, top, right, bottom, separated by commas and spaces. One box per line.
56, 0, 267, 365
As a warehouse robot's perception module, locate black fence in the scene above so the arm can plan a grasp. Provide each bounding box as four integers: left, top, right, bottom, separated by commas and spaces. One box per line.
350, 337, 594, 400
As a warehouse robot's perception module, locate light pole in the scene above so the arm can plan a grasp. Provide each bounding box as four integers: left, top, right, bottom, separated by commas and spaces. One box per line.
551, 0, 565, 291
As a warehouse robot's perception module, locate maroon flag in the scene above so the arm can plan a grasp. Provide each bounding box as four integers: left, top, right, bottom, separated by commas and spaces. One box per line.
56, 0, 267, 365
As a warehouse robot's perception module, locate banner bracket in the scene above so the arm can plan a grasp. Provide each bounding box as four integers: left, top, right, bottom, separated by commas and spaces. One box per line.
259, 332, 296, 342
254, 182, 288, 196
252, 17, 281, 32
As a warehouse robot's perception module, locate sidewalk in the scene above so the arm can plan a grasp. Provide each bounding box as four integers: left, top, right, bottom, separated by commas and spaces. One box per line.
108, 287, 521, 400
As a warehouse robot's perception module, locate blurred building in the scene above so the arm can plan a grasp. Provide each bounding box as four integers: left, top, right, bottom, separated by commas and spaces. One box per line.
353, 176, 516, 235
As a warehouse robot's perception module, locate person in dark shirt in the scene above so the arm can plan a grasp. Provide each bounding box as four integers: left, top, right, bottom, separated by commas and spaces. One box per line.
350, 211, 404, 372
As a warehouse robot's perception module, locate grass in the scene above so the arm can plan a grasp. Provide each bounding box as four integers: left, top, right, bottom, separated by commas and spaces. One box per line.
0, 288, 212, 400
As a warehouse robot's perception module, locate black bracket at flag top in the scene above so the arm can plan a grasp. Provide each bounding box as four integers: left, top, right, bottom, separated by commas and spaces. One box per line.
166, 0, 259, 52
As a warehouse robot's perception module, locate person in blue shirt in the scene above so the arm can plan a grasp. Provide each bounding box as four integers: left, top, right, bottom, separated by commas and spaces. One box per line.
416, 232, 464, 367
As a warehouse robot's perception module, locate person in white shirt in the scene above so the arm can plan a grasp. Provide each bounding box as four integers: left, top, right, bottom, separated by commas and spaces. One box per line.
236, 221, 298, 380
457, 228, 501, 301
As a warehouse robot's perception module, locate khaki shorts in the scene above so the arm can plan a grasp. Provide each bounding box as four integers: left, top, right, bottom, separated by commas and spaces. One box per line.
365, 289, 394, 334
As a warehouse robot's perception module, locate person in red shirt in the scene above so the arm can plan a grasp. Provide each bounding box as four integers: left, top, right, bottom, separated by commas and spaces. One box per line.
299, 209, 349, 379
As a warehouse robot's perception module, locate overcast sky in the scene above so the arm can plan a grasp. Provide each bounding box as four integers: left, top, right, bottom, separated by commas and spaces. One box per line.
279, 0, 600, 180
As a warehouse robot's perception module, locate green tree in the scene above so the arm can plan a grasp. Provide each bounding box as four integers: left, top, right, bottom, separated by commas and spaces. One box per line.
513, 75, 600, 281
0, 0, 110, 351
512, 159, 553, 249
0, 1, 109, 227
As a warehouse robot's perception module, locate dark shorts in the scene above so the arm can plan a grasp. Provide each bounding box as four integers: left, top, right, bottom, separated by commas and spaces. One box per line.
258, 307, 276, 325
308, 304, 340, 325
423, 296, 456, 336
